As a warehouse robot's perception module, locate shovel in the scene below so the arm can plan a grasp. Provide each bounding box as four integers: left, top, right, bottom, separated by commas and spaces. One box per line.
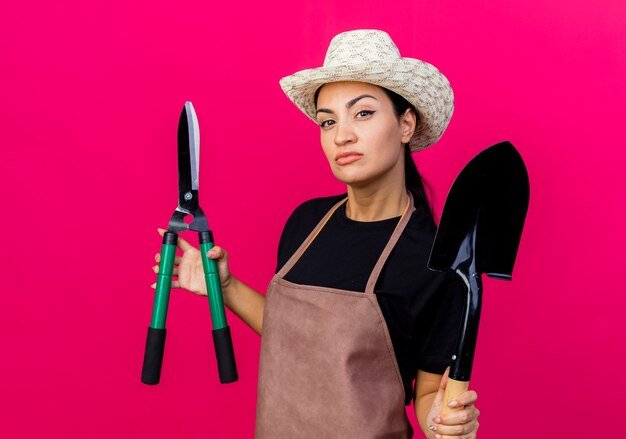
427, 141, 529, 414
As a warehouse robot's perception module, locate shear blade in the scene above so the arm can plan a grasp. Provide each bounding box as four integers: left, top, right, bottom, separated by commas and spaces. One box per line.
177, 101, 200, 211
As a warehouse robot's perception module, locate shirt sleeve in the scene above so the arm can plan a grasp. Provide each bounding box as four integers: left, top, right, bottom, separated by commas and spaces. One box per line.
414, 271, 466, 374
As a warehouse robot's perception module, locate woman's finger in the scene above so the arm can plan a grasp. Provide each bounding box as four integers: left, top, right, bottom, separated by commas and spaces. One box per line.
207, 245, 227, 260
171, 280, 181, 289
437, 405, 480, 424
176, 235, 193, 252
451, 390, 478, 407
432, 406, 479, 434
431, 422, 474, 437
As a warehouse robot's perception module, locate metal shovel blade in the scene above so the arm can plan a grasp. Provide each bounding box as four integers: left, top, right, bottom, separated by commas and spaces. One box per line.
428, 141, 529, 280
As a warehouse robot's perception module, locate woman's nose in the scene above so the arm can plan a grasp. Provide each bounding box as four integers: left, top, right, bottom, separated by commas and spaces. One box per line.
333, 120, 357, 146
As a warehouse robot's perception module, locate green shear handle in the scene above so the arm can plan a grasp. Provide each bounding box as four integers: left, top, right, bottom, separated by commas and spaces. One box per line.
141, 232, 176, 385
142, 231, 238, 385
199, 230, 237, 383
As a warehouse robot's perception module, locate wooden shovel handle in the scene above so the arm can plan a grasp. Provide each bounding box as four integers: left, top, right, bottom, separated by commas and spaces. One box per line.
442, 378, 469, 415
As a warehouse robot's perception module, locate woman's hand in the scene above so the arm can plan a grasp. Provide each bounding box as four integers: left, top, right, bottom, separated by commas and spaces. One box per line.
151, 228, 233, 296
425, 367, 480, 438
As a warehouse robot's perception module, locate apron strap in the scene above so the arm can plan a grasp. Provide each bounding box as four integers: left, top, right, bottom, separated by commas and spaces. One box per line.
364, 191, 416, 295
277, 191, 416, 294
277, 196, 349, 279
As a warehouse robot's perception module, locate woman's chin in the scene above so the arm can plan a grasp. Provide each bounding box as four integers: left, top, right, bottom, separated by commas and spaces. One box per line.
331, 170, 375, 188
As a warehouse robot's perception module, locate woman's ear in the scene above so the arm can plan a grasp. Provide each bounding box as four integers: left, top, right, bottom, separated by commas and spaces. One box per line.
400, 108, 417, 144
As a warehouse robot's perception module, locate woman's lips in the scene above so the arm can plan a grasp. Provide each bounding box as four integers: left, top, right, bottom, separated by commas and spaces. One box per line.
335, 153, 363, 165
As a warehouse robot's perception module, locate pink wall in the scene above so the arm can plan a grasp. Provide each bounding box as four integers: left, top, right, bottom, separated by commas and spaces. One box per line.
1, 1, 624, 438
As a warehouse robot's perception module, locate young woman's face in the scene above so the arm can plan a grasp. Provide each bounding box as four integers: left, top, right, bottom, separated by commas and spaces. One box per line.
315, 81, 415, 189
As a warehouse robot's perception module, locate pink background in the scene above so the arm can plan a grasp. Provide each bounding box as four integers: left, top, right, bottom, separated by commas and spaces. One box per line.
1, 1, 624, 438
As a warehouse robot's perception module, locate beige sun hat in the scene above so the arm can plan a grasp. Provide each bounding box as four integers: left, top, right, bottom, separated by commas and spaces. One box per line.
279, 29, 454, 152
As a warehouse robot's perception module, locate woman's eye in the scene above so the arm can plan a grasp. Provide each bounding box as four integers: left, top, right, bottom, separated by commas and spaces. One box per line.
356, 110, 375, 118
319, 119, 335, 128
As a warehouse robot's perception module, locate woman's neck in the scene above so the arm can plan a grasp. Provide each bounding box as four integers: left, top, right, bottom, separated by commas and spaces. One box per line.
345, 185, 409, 222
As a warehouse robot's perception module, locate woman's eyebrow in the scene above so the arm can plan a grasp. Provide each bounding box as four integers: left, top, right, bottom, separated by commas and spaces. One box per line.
316, 94, 378, 115
345, 94, 378, 109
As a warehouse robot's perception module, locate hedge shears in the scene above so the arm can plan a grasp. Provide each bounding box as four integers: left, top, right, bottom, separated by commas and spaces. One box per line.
141, 101, 238, 385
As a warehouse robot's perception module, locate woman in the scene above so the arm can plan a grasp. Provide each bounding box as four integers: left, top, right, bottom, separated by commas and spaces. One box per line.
152, 30, 480, 438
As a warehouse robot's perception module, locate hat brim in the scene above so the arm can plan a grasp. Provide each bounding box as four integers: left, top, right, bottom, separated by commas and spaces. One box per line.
279, 58, 454, 152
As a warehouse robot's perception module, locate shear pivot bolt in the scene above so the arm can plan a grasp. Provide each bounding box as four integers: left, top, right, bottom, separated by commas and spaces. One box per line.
184, 192, 193, 201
